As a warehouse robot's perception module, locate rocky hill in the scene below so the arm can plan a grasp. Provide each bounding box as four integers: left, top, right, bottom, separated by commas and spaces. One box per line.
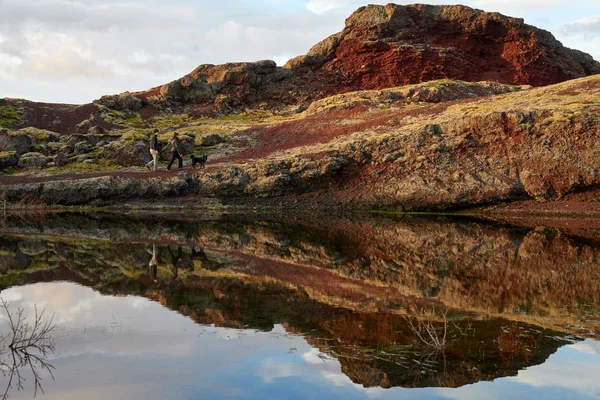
1, 4, 599, 214
136, 3, 600, 114
1, 3, 599, 134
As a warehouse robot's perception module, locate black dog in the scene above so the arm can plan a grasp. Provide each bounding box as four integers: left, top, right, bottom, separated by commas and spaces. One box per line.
190, 154, 208, 169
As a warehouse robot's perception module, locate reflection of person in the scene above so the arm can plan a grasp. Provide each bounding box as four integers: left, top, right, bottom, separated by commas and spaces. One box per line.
167, 245, 183, 279
146, 244, 159, 283
191, 248, 207, 261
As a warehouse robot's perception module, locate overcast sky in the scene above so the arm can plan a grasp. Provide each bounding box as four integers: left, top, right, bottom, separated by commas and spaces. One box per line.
0, 0, 599, 104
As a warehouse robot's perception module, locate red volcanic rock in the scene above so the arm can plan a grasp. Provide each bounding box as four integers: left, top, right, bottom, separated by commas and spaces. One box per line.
287, 4, 600, 88
142, 4, 599, 112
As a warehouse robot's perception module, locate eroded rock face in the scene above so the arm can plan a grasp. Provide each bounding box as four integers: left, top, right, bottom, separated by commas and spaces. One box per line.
287, 4, 600, 88
3, 174, 197, 205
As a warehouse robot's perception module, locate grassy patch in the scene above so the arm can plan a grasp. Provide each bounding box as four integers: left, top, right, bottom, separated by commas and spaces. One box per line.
0, 151, 17, 158
152, 113, 193, 127
120, 128, 150, 143
12, 127, 60, 142
0, 105, 23, 129
101, 107, 143, 127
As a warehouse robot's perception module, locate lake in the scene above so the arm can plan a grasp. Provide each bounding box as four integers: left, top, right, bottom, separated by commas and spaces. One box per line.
0, 212, 599, 399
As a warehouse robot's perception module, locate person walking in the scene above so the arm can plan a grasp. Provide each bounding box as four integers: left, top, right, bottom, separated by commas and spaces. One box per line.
146, 244, 159, 283
167, 245, 183, 279
146, 129, 160, 171
167, 131, 183, 171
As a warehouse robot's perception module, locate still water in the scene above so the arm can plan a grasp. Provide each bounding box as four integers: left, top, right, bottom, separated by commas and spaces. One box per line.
0, 212, 599, 399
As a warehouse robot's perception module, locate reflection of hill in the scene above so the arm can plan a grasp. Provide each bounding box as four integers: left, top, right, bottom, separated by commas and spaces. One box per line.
0, 217, 582, 389
1, 213, 599, 385
4, 212, 599, 334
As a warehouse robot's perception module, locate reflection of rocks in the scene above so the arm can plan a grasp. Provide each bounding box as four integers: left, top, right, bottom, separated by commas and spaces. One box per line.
1, 214, 599, 336
0, 230, 573, 389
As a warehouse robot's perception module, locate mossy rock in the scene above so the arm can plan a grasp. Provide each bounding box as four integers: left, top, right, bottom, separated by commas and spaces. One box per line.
0, 129, 32, 155
0, 151, 19, 169
15, 127, 60, 143
17, 152, 48, 169
0, 105, 23, 129
199, 133, 226, 147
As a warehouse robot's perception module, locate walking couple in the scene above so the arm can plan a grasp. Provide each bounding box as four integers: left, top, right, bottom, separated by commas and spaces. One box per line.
146, 129, 184, 171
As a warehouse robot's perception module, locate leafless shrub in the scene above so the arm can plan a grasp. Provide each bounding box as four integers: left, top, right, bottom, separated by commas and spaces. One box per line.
0, 299, 56, 399
404, 307, 450, 352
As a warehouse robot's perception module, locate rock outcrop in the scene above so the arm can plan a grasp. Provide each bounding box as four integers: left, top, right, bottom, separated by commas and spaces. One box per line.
287, 4, 600, 88
2, 4, 599, 132
135, 4, 599, 113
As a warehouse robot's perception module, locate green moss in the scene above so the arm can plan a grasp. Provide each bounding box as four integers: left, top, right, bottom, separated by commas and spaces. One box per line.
101, 108, 142, 127
152, 113, 192, 127
120, 128, 149, 143
0, 272, 20, 289
0, 105, 23, 128
0, 151, 17, 158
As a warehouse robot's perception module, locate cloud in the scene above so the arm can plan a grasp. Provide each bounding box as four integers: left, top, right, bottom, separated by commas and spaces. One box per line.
561, 16, 600, 34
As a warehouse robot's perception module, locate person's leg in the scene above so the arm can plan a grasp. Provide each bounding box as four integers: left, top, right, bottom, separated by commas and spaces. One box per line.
167, 151, 176, 170
146, 151, 154, 170
177, 153, 183, 169
153, 151, 159, 171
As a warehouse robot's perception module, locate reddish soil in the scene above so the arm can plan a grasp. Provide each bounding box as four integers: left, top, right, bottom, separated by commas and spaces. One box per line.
220, 97, 476, 163
17, 100, 119, 135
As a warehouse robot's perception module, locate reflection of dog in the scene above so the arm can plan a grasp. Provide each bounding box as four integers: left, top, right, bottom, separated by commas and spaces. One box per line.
190, 154, 208, 169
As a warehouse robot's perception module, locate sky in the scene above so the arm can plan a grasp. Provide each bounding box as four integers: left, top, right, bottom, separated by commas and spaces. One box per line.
0, 0, 599, 104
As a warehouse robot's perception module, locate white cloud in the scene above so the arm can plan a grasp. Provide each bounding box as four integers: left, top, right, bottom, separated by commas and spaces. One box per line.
562, 15, 600, 34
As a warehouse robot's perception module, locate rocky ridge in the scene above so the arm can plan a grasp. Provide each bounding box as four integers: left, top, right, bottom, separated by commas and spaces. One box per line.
2, 3, 599, 134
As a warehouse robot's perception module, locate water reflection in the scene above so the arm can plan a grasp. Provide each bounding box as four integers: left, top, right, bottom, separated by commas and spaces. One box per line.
0, 299, 56, 399
0, 213, 599, 399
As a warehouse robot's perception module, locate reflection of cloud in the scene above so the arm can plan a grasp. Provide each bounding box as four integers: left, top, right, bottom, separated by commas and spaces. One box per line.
572, 339, 600, 355
256, 358, 303, 383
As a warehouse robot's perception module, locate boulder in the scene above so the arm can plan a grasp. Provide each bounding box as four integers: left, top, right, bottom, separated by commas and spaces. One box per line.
60, 144, 75, 155
74, 141, 94, 155
199, 133, 226, 147
17, 152, 48, 169
103, 140, 151, 167
53, 152, 68, 167
159, 135, 195, 159
16, 127, 60, 144
0, 151, 19, 169
0, 129, 33, 155
98, 93, 143, 112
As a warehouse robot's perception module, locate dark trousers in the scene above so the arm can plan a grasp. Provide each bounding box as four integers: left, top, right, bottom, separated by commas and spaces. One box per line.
167, 151, 183, 170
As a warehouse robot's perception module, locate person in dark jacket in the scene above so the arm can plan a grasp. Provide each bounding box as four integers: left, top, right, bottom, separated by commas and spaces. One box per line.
167, 245, 183, 279
146, 129, 160, 171
167, 131, 183, 170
